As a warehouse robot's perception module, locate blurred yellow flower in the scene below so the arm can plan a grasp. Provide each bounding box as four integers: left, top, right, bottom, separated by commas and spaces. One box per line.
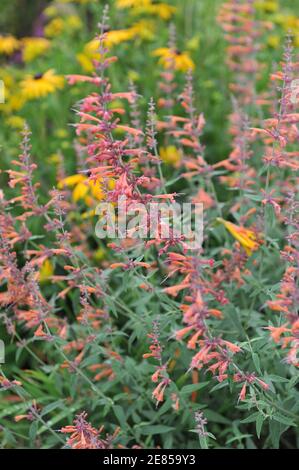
272, 14, 299, 32
281, 15, 299, 32
77, 23, 154, 71
152, 47, 195, 72
254, 1, 279, 13
65, 15, 83, 31
20, 70, 64, 100
160, 146, 182, 165
117, 0, 151, 7
5, 116, 26, 129
0, 35, 21, 55
44, 17, 64, 37
132, 3, 176, 20
186, 34, 200, 51
1, 90, 25, 114
267, 35, 280, 48
58, 174, 111, 205
217, 218, 260, 256
128, 70, 140, 82
47, 153, 62, 164
94, 247, 107, 262
54, 128, 69, 139
22, 37, 51, 62
39, 259, 54, 282
60, 0, 96, 3
44, 5, 59, 17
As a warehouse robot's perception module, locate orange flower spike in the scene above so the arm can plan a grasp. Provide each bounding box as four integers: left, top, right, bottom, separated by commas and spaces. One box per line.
187, 330, 202, 350
175, 325, 194, 340
266, 325, 290, 343
34, 324, 47, 337
222, 340, 242, 354
238, 383, 247, 402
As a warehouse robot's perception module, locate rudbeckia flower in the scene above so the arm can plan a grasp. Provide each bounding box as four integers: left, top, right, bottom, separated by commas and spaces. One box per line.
5, 116, 26, 129
22, 37, 51, 62
217, 218, 260, 256
39, 259, 54, 282
20, 70, 64, 100
254, 1, 279, 13
159, 146, 182, 165
152, 47, 195, 72
0, 35, 21, 55
44, 17, 64, 38
77, 23, 154, 71
130, 3, 177, 20
58, 174, 114, 206
117, 0, 151, 7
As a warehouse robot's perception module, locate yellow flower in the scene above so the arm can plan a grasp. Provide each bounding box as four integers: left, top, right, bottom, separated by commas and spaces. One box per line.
131, 3, 176, 20
54, 128, 68, 139
44, 5, 59, 17
65, 15, 83, 32
60, 0, 96, 3
22, 37, 51, 62
20, 70, 64, 100
128, 70, 140, 82
47, 153, 62, 164
281, 15, 299, 32
94, 247, 106, 262
77, 24, 152, 71
254, 1, 279, 13
1, 91, 25, 114
152, 47, 195, 72
39, 259, 54, 282
129, 20, 155, 40
159, 146, 182, 165
0, 35, 21, 55
217, 218, 260, 256
58, 174, 111, 205
267, 35, 280, 48
186, 34, 200, 51
44, 17, 64, 37
5, 116, 26, 129
117, 0, 151, 7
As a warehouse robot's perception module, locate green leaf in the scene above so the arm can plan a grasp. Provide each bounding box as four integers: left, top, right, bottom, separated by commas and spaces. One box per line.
256, 414, 264, 439
180, 382, 209, 395
139, 425, 175, 435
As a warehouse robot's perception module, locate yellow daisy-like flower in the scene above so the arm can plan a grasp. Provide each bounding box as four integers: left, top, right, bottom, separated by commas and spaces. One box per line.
60, 0, 96, 3
267, 35, 280, 48
131, 3, 176, 20
129, 20, 155, 40
22, 37, 51, 62
117, 0, 151, 7
1, 91, 26, 114
44, 17, 64, 38
5, 116, 26, 129
254, 1, 279, 13
186, 34, 200, 51
159, 146, 182, 165
58, 174, 114, 205
65, 15, 83, 32
217, 218, 260, 256
77, 23, 153, 71
39, 259, 54, 282
44, 5, 59, 17
20, 70, 64, 100
152, 47, 195, 72
0, 35, 21, 55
